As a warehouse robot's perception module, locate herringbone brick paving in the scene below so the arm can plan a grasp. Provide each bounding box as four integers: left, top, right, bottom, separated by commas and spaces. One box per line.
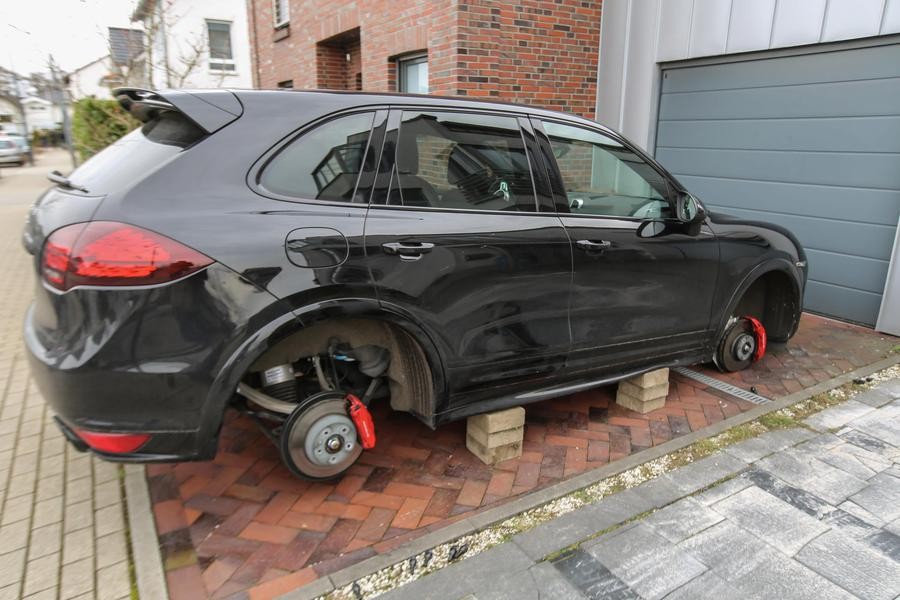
148, 314, 897, 599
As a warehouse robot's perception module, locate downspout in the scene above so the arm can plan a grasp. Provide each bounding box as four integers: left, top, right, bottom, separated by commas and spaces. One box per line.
248, 0, 260, 88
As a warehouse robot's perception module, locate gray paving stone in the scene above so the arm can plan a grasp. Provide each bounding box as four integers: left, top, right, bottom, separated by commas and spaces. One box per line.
874, 380, 900, 399
793, 431, 846, 455
629, 475, 685, 509
839, 500, 887, 528
797, 529, 900, 600
551, 548, 635, 599
28, 523, 62, 559
586, 523, 707, 600
661, 453, 748, 495
817, 445, 887, 480
662, 570, 741, 600
677, 520, 781, 581
60, 557, 93, 599
886, 517, 900, 536
848, 472, 900, 522
22, 552, 59, 596
0, 548, 26, 589
848, 412, 900, 447
528, 562, 584, 600
643, 497, 723, 543
96, 561, 131, 600
730, 554, 856, 600
724, 428, 816, 464
710, 485, 829, 555
691, 475, 752, 506
757, 449, 868, 505
855, 388, 895, 408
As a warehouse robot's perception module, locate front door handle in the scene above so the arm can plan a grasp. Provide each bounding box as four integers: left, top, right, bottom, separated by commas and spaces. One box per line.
382, 241, 435, 260
576, 239, 612, 251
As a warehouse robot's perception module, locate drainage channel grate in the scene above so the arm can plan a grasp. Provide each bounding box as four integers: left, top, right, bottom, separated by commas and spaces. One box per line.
672, 367, 771, 405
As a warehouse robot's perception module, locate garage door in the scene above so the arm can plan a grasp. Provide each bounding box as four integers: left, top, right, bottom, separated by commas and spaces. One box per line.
656, 43, 900, 326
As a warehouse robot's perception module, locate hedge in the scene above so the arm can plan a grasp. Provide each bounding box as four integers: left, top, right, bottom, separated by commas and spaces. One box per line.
71, 97, 140, 161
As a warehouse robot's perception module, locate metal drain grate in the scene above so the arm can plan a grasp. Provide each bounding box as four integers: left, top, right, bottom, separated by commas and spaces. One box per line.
672, 367, 771, 405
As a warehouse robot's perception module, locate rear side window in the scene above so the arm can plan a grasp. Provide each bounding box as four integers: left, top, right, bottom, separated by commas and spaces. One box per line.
388, 111, 536, 212
260, 112, 374, 202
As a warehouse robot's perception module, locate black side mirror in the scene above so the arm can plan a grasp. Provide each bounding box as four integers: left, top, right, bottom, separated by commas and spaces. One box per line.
676, 193, 706, 224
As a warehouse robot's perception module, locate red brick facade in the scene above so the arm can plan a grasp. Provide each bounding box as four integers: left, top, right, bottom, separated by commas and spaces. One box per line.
247, 0, 602, 118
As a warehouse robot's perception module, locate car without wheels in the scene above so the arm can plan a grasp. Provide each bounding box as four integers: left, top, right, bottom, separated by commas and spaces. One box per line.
22, 88, 806, 479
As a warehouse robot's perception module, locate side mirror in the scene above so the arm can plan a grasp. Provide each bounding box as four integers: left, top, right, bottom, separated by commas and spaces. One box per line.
676, 193, 706, 224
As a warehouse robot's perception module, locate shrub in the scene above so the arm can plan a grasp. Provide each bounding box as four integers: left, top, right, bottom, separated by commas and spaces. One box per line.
71, 98, 140, 161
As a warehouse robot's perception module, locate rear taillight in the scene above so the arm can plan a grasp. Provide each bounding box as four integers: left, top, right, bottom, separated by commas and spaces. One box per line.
41, 221, 212, 291
73, 428, 151, 453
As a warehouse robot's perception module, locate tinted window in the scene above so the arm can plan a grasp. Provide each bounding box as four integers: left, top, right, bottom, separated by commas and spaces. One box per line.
390, 111, 535, 212
542, 121, 671, 219
261, 112, 374, 202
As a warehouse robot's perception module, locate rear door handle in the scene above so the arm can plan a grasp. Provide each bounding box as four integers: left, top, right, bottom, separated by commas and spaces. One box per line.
576, 239, 611, 251
382, 241, 435, 260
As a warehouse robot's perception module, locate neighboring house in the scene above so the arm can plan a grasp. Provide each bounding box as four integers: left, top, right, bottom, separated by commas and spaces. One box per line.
68, 28, 147, 100
20, 97, 64, 130
132, 0, 253, 89
597, 0, 900, 333
247, 0, 602, 118
0, 95, 24, 135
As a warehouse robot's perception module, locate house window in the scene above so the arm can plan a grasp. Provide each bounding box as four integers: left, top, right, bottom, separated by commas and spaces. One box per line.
277, 80, 294, 89
274, 0, 290, 27
397, 53, 428, 94
207, 21, 235, 72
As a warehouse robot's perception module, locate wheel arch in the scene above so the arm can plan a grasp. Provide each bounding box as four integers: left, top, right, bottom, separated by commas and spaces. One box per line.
716, 260, 803, 345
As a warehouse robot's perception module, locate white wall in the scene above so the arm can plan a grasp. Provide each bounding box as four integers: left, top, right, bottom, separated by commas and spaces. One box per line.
0, 97, 24, 135
69, 58, 115, 100
149, 0, 253, 89
22, 98, 64, 131
597, 0, 900, 151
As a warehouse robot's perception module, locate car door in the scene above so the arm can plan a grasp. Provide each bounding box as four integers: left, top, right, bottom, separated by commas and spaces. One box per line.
532, 118, 720, 374
363, 108, 572, 408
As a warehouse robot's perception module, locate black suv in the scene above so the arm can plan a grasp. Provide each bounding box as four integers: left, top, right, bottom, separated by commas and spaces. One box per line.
23, 89, 806, 480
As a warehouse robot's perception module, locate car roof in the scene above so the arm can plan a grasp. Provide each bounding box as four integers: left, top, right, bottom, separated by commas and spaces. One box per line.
227, 89, 618, 136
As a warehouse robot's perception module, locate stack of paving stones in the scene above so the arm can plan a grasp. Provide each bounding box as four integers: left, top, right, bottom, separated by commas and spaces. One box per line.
616, 368, 670, 414
466, 407, 526, 465
0, 202, 132, 600
381, 380, 900, 600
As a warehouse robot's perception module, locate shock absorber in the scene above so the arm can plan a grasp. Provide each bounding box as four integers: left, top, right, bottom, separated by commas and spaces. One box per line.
261, 364, 298, 404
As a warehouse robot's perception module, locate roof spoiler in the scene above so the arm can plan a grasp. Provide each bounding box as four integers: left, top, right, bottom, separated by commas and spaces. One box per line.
112, 88, 243, 134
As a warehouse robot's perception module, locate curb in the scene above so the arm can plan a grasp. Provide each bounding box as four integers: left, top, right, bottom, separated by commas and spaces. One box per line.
124, 464, 169, 600
285, 353, 900, 599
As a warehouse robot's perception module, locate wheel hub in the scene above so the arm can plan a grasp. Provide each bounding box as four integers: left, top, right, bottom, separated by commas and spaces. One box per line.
303, 413, 357, 468
733, 332, 756, 362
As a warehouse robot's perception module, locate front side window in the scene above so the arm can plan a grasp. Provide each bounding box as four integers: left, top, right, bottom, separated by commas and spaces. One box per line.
260, 112, 374, 202
397, 54, 428, 94
541, 121, 671, 219
389, 111, 536, 212
207, 21, 235, 71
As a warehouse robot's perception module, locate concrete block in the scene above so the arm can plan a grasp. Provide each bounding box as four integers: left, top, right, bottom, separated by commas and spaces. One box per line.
631, 368, 669, 388
616, 388, 667, 414
466, 434, 522, 465
618, 380, 669, 402
467, 422, 524, 449
467, 407, 525, 433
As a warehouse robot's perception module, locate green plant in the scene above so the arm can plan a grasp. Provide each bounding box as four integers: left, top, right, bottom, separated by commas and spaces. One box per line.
70, 98, 140, 161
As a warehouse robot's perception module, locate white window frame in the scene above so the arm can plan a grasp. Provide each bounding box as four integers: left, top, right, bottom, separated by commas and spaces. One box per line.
274, 0, 290, 27
206, 20, 236, 74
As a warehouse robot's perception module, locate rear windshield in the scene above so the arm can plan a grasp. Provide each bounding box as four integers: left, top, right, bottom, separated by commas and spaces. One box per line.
66, 111, 205, 194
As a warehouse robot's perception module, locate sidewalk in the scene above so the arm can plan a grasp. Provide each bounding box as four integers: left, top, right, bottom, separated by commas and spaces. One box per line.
0, 150, 134, 600
376, 378, 900, 600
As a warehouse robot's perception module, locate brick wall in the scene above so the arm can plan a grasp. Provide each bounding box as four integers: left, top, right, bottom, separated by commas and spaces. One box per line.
247, 0, 601, 117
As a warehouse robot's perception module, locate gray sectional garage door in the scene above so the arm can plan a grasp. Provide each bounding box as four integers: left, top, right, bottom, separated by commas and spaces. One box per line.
656, 43, 900, 326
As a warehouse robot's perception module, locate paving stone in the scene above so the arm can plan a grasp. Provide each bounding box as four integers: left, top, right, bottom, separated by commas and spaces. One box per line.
677, 520, 782, 581
96, 561, 131, 600
886, 517, 900, 537
692, 475, 752, 506
848, 412, 900, 447
662, 570, 741, 600
96, 530, 128, 569
62, 527, 93, 565
710, 486, 829, 555
94, 503, 125, 537
643, 497, 723, 543
586, 523, 707, 600
28, 523, 62, 559
874, 380, 900, 399
730, 554, 856, 600
60, 557, 93, 599
818, 444, 892, 480
797, 529, 900, 600
848, 472, 900, 522
22, 552, 59, 596
629, 476, 685, 509
528, 561, 584, 600
551, 548, 636, 599
0, 548, 26, 589
863, 529, 900, 562
855, 388, 895, 408
0, 519, 30, 552
32, 495, 63, 529
661, 453, 748, 495
839, 500, 887, 528
724, 428, 816, 463
756, 449, 868, 505
1, 493, 33, 525
23, 587, 58, 600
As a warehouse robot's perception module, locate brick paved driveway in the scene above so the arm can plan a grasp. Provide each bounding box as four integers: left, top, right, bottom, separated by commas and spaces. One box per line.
149, 313, 897, 599
0, 151, 133, 600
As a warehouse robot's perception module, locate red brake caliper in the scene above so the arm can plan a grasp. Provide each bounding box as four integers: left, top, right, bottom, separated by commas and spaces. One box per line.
347, 394, 376, 449
743, 316, 767, 362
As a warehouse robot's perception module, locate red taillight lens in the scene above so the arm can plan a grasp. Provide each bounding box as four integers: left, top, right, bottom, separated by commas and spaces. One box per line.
74, 429, 151, 453
41, 221, 212, 291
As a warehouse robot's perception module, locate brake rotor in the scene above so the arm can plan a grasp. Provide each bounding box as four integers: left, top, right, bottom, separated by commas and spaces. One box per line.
717, 318, 756, 372
279, 391, 362, 480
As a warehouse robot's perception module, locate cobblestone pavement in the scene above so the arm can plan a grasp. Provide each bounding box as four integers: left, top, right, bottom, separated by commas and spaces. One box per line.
383, 380, 900, 600
0, 150, 133, 600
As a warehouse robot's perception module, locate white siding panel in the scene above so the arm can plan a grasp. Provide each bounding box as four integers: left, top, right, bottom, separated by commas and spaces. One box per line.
822, 0, 885, 41
726, 0, 776, 53
657, 0, 693, 61
771, 0, 827, 47
596, 0, 629, 129
882, 0, 900, 33
620, 0, 660, 148
688, 0, 732, 57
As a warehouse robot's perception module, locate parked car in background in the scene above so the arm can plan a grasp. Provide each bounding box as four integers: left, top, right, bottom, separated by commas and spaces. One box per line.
23, 88, 806, 481
0, 138, 25, 166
